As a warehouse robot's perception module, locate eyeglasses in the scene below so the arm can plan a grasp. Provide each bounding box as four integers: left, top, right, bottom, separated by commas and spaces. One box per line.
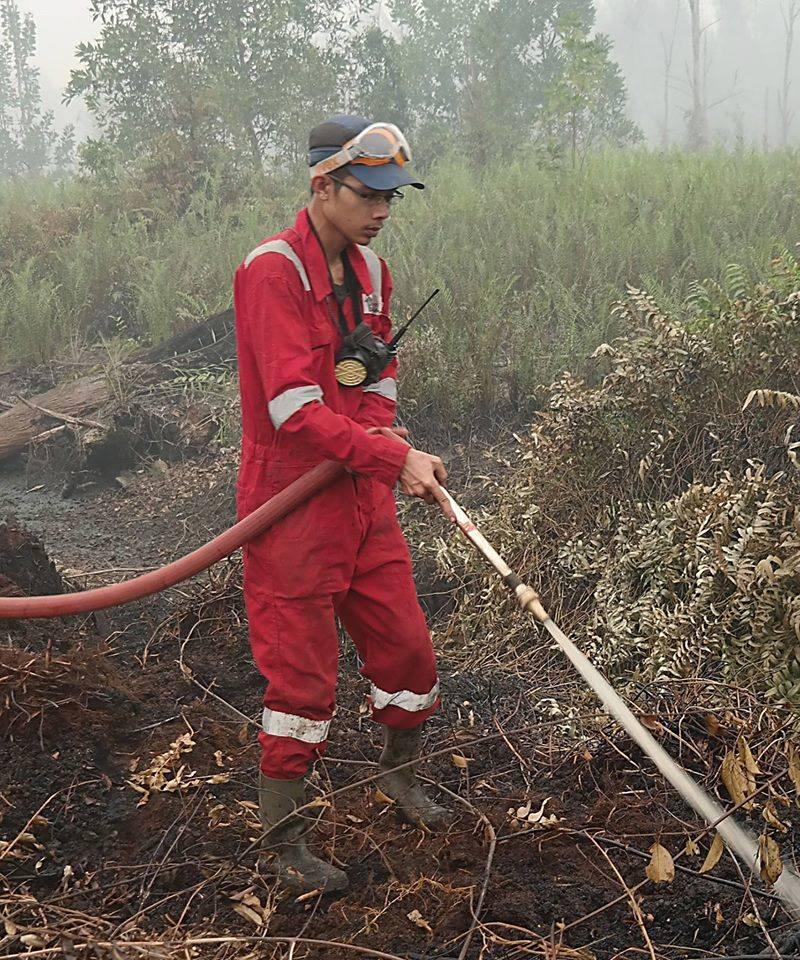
330, 176, 404, 207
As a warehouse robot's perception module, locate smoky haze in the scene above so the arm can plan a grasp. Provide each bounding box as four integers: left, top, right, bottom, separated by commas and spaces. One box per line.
15, 0, 800, 147
596, 0, 800, 147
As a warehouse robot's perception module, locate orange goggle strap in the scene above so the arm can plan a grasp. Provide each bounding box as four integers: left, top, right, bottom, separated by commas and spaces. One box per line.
310, 124, 411, 178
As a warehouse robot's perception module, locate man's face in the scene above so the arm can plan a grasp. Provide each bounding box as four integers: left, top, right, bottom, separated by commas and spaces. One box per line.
317, 171, 395, 245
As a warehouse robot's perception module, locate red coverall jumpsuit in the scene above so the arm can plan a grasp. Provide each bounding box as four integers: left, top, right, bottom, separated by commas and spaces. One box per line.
234, 208, 440, 780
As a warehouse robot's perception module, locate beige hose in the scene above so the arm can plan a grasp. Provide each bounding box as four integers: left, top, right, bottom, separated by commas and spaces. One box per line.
442, 488, 800, 918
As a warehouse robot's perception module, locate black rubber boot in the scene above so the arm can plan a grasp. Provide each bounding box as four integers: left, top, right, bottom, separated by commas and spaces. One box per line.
378, 725, 450, 829
258, 773, 348, 893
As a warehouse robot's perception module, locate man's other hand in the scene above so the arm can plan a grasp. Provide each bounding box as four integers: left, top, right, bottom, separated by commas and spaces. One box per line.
398, 448, 456, 523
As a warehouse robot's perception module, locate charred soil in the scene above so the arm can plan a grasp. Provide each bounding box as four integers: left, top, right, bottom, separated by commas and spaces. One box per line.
1, 448, 798, 960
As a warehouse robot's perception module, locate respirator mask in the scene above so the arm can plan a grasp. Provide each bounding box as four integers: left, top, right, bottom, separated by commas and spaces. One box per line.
335, 321, 395, 387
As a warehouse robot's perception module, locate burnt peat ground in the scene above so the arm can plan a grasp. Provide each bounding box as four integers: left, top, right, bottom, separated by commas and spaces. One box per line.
1, 450, 797, 959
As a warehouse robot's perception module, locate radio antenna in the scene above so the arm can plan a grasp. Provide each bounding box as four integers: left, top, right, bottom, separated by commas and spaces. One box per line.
388, 288, 440, 352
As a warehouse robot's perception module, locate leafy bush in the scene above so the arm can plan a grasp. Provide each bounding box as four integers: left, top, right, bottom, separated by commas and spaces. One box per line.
432, 251, 800, 704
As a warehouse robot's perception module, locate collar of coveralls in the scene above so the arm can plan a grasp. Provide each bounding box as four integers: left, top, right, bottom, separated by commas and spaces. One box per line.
294, 207, 378, 305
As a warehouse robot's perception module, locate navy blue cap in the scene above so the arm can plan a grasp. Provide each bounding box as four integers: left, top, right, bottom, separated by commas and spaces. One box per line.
308, 113, 424, 191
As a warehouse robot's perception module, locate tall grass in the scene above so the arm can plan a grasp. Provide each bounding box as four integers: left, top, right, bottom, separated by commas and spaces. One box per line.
386, 149, 800, 420
2, 149, 799, 419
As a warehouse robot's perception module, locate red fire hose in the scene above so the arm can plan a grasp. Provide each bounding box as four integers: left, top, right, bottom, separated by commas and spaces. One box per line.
0, 461, 345, 619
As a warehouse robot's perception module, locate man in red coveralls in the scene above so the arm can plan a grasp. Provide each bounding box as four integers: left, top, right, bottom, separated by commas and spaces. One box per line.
234, 115, 455, 893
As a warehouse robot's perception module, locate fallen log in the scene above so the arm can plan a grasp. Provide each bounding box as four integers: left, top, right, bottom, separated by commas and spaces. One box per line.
0, 309, 235, 463
0, 372, 113, 462
134, 308, 234, 364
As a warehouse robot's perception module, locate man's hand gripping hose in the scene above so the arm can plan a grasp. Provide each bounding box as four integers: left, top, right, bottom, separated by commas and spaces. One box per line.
440, 485, 800, 922
368, 426, 455, 522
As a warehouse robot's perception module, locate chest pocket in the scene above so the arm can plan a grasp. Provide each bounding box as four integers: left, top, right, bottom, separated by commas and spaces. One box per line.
310, 317, 334, 350
308, 310, 338, 396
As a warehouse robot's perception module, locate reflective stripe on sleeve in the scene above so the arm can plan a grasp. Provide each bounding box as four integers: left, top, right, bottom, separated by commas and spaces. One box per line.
370, 680, 440, 712
362, 377, 397, 401
262, 708, 331, 743
245, 239, 311, 292
268, 385, 323, 430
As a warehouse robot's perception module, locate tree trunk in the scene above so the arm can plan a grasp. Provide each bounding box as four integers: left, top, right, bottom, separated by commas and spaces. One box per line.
0, 374, 115, 462
245, 118, 263, 172
235, 35, 263, 173
135, 307, 234, 363
686, 0, 708, 150
660, 3, 680, 149
780, 0, 799, 146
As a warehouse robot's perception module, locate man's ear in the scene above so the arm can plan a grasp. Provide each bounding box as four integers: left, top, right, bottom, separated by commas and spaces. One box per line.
311, 174, 332, 201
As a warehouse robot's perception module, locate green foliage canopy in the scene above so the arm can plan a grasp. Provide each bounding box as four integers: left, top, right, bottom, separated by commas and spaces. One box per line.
389, 0, 639, 162
65, 0, 638, 177
67, 0, 357, 178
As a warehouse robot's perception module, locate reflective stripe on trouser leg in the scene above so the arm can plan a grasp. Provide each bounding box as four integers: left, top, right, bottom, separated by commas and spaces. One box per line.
262, 708, 331, 743
336, 488, 440, 730
243, 545, 340, 779
370, 680, 440, 712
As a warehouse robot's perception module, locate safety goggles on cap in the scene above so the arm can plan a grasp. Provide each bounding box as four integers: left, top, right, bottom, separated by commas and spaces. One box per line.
310, 123, 412, 179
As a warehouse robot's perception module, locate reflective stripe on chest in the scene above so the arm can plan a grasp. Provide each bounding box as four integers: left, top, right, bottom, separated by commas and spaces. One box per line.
359, 244, 383, 313
245, 239, 383, 314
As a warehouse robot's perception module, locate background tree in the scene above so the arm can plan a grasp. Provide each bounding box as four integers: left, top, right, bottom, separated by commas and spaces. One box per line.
659, 1, 680, 149
685, 0, 708, 149
346, 24, 410, 132
544, 12, 640, 166
0, 0, 74, 177
389, 0, 638, 163
64, 0, 637, 181
779, 0, 800, 146
67, 0, 358, 178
